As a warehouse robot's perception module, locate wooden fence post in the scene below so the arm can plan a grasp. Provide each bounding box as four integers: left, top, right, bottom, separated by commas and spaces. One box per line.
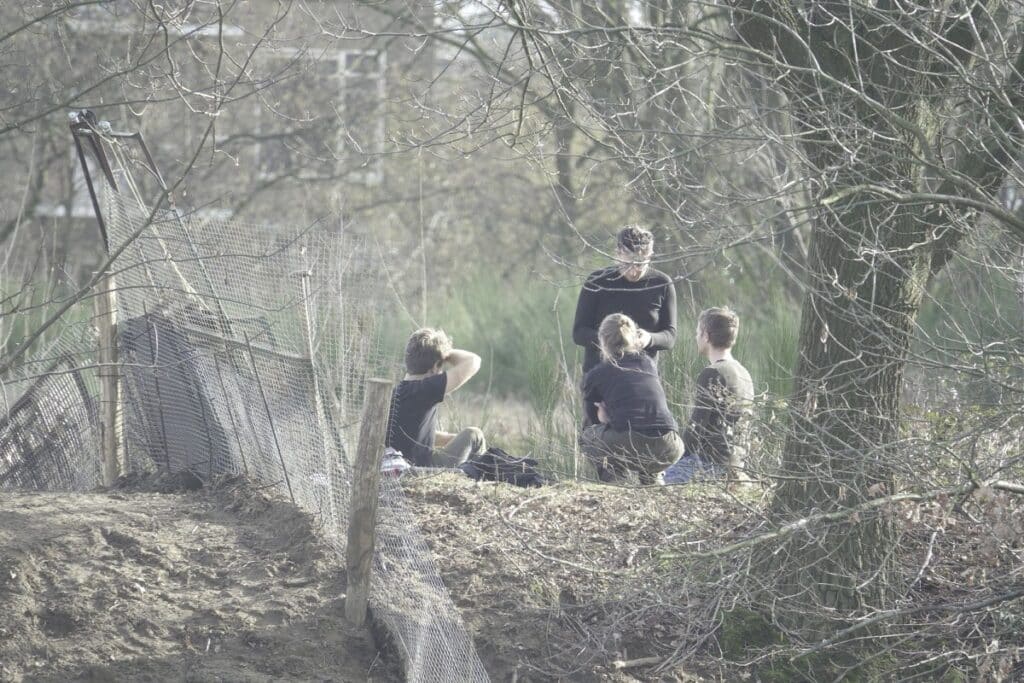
94, 273, 122, 486
345, 377, 393, 626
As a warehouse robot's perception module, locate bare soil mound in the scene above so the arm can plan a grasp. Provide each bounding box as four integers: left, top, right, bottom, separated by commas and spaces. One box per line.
0, 476, 398, 683
5, 469, 1016, 682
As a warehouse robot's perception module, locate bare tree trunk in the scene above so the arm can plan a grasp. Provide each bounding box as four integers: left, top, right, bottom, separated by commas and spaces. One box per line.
723, 0, 1024, 630
767, 189, 932, 620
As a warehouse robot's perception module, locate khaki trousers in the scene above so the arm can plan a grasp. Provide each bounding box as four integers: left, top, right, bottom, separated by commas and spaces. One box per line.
580, 424, 683, 484
431, 427, 486, 467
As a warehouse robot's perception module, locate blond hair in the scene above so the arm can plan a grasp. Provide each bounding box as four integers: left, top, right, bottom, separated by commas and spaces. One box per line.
598, 313, 643, 362
404, 328, 452, 374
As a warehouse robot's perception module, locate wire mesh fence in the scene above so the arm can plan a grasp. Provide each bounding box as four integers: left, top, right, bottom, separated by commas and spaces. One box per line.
0, 348, 101, 491
1, 182, 489, 682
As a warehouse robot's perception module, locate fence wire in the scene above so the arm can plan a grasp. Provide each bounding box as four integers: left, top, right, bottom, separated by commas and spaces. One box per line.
0, 186, 489, 682
0, 343, 101, 491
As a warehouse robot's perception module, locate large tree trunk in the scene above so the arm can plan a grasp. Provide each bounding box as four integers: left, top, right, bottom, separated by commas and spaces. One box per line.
724, 0, 1024, 630
768, 187, 932, 620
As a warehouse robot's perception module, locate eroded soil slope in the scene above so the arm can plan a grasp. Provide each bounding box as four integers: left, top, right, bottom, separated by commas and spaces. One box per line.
0, 475, 397, 683
402, 473, 1024, 682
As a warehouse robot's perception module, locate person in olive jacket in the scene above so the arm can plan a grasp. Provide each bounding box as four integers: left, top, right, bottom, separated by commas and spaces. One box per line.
663, 307, 754, 484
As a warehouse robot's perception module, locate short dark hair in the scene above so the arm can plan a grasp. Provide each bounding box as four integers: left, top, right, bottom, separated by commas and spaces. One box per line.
404, 328, 452, 374
699, 307, 740, 349
617, 225, 654, 254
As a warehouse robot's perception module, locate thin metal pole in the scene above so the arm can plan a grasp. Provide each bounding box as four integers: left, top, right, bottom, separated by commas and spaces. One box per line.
298, 271, 343, 527
243, 332, 295, 504
299, 273, 330, 470
69, 112, 118, 245
212, 352, 249, 477
72, 133, 110, 249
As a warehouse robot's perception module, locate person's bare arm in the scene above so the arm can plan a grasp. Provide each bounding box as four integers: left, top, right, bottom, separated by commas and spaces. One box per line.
443, 349, 481, 395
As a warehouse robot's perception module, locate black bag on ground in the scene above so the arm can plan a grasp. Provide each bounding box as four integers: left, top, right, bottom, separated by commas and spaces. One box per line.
460, 447, 545, 488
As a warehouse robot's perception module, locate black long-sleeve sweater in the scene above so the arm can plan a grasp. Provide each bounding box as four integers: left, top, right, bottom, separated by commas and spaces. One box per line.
572, 266, 678, 375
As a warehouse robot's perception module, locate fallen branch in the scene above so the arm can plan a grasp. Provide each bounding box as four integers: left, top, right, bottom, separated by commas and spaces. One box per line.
612, 655, 662, 670
506, 491, 559, 520
661, 479, 1024, 560
282, 576, 316, 588
801, 585, 1024, 657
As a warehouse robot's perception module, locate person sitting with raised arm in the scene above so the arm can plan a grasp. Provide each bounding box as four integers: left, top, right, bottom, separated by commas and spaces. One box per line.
580, 313, 684, 485
663, 307, 754, 484
385, 328, 486, 468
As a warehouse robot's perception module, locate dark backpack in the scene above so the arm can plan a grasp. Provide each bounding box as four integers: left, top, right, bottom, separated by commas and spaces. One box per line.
460, 447, 546, 488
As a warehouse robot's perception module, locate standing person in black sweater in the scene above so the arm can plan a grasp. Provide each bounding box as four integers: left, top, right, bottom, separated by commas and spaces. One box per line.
573, 226, 678, 426
580, 313, 684, 484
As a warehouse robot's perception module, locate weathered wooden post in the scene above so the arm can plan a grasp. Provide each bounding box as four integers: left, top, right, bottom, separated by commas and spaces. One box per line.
94, 273, 122, 486
344, 377, 393, 626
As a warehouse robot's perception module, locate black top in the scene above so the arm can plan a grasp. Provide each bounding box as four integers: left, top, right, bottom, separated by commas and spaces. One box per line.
684, 359, 754, 466
385, 373, 447, 466
582, 353, 679, 434
572, 266, 677, 375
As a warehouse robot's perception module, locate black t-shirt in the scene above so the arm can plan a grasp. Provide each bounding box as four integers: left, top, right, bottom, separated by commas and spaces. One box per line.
582, 353, 679, 434
683, 359, 754, 465
385, 373, 447, 466
572, 266, 678, 375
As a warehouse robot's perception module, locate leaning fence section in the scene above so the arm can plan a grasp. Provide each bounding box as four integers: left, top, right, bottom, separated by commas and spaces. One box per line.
0, 339, 102, 492
375, 475, 492, 680
0, 187, 488, 682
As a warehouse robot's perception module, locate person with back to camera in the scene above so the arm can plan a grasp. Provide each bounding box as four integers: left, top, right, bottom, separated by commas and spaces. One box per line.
663, 307, 754, 484
573, 226, 677, 427
385, 328, 486, 468
580, 313, 684, 484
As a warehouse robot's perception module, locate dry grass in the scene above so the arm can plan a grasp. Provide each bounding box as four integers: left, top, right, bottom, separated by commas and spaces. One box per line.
401, 472, 1024, 681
